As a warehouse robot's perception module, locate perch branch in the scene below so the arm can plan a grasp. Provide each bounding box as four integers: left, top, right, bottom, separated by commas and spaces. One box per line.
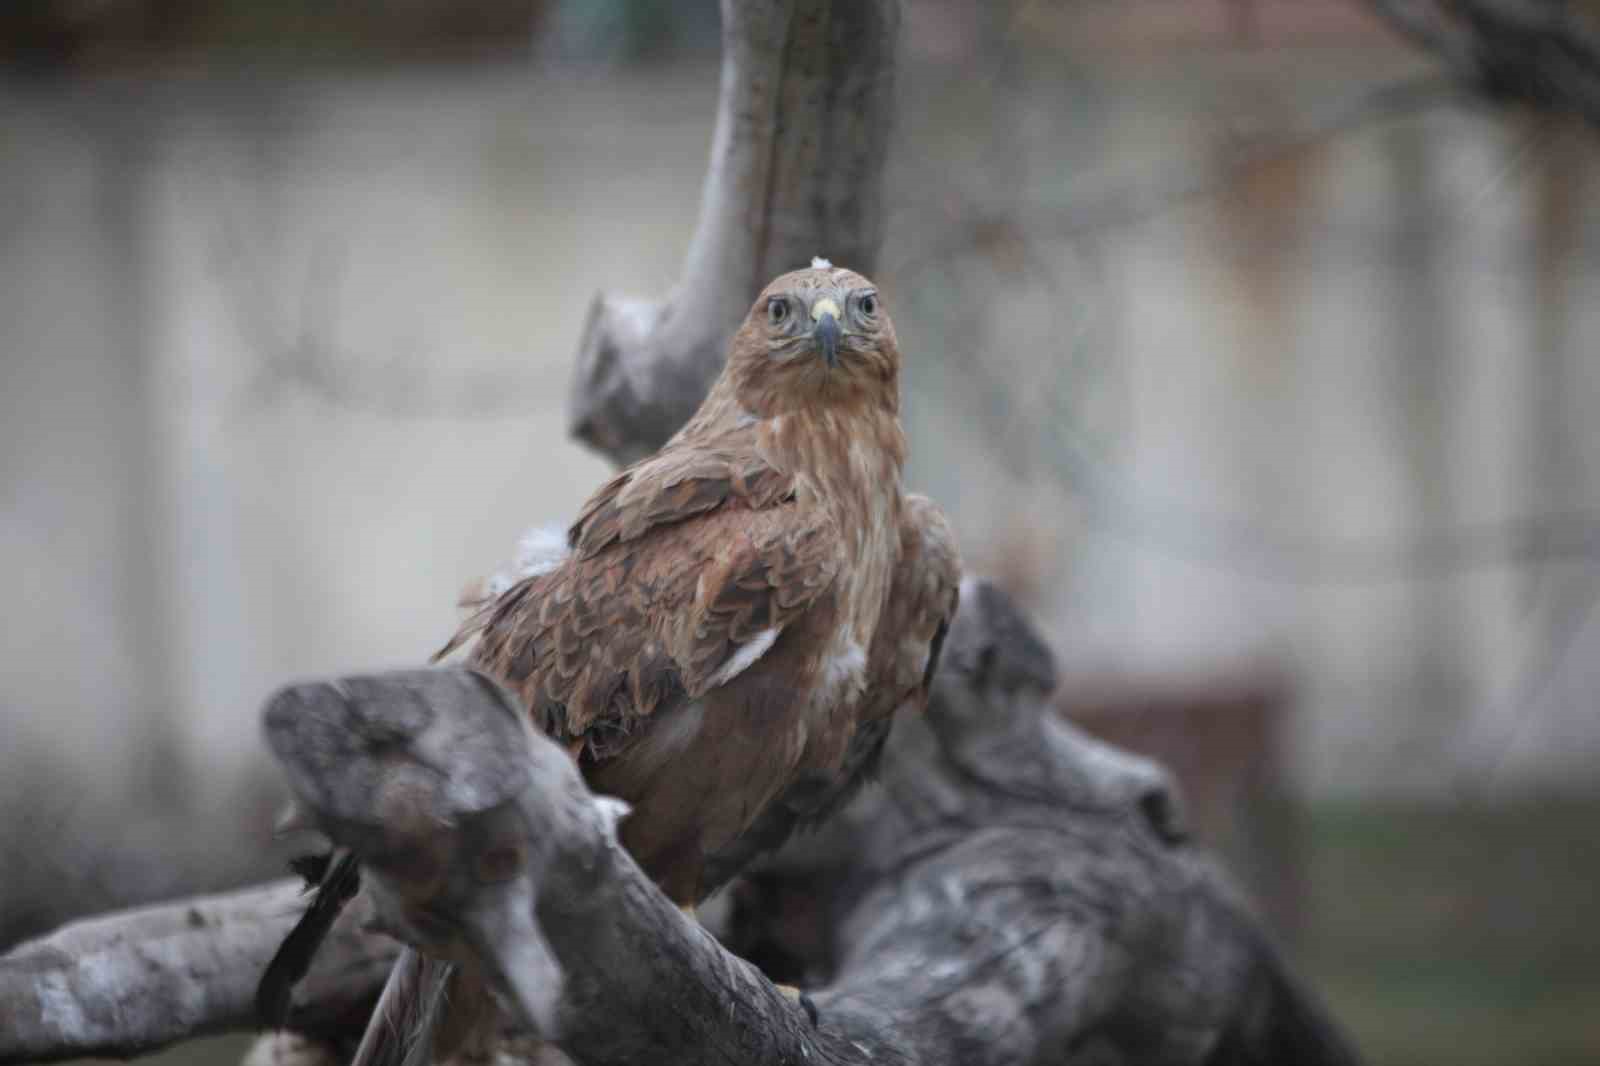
264, 583, 1355, 1066
0, 584, 1359, 1065
0, 880, 395, 1064
0, 582, 1363, 1062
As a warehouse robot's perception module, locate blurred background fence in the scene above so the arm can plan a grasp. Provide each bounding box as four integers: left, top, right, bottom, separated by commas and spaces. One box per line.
3, 2, 1600, 1063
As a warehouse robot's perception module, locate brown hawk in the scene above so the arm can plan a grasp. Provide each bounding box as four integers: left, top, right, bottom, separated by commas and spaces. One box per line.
258, 261, 960, 1054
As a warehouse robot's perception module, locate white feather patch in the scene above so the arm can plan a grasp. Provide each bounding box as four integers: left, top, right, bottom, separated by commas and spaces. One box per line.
811, 256, 833, 269
706, 626, 781, 689
485, 523, 570, 597
591, 795, 632, 839
822, 638, 868, 699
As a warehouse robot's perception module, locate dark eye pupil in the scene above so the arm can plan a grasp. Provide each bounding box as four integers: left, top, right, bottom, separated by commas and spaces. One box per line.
769, 299, 787, 322
861, 295, 876, 315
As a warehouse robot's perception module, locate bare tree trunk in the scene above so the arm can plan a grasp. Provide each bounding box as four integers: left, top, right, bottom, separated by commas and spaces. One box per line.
0, 582, 1359, 1066
569, 0, 899, 465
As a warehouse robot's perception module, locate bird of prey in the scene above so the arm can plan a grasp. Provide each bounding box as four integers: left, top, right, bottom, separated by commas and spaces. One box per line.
443, 258, 926, 907
257, 260, 960, 1056
351, 493, 959, 1066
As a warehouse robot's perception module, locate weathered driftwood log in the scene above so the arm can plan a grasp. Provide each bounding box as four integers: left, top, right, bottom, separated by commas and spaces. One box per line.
0, 579, 1359, 1066
0, 880, 394, 1063
715, 583, 1359, 1066
569, 0, 899, 465
274, 579, 1360, 1066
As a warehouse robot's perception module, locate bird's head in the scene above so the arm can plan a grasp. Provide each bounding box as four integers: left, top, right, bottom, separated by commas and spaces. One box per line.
724, 258, 901, 416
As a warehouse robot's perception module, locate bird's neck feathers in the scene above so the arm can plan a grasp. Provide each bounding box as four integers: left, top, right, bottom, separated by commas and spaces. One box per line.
670, 360, 907, 486
759, 403, 905, 518
667, 343, 906, 532
668, 372, 747, 446
732, 361, 901, 425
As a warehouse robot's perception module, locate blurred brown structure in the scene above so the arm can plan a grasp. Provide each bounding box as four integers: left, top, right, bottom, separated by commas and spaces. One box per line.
1059, 669, 1304, 944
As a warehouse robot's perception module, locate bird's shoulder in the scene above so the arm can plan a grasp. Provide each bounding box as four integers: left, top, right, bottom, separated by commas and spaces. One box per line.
439, 438, 844, 763
872, 493, 963, 704
568, 425, 794, 560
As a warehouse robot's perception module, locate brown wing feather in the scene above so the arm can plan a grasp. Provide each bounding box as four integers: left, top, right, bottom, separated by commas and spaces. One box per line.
569, 426, 794, 559
893, 494, 963, 705
435, 424, 791, 664
446, 489, 839, 767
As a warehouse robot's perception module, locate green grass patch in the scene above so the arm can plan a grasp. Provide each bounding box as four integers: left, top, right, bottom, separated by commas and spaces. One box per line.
1297, 796, 1600, 1066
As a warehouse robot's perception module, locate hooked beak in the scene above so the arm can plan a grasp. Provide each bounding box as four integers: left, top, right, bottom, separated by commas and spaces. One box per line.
811, 297, 841, 369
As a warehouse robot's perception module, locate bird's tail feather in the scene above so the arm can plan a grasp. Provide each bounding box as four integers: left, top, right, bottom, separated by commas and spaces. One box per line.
351, 948, 499, 1066
350, 948, 452, 1066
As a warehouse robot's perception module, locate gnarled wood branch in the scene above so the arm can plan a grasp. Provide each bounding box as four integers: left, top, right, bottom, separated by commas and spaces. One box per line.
569, 0, 899, 465
0, 880, 394, 1063
0, 581, 1360, 1066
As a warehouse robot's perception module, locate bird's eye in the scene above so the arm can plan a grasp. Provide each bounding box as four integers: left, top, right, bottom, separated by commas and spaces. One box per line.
859, 293, 877, 317
768, 297, 789, 326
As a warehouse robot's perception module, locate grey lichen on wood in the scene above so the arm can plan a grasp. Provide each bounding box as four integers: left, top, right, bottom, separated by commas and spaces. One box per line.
0, 880, 395, 1064
0, 581, 1359, 1065
263, 669, 538, 859
569, 0, 900, 465
284, 581, 1361, 1066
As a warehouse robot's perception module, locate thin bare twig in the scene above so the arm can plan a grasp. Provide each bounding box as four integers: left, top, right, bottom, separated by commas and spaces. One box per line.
888, 74, 1463, 283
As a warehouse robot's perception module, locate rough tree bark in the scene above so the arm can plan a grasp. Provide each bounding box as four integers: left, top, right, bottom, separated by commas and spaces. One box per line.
569, 0, 898, 465
0, 582, 1360, 1066
0, 882, 394, 1062
1366, 0, 1600, 125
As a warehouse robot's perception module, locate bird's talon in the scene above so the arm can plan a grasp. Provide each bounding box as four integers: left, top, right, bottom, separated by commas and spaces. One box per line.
778, 985, 820, 1027
800, 992, 820, 1027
